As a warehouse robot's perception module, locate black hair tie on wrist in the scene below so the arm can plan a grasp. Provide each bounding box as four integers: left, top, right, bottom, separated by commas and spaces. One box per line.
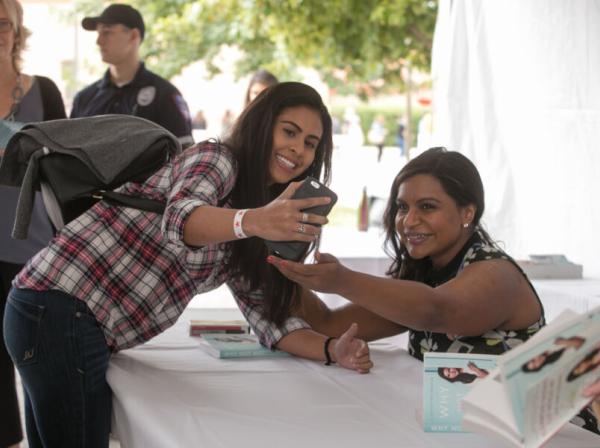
324, 336, 336, 365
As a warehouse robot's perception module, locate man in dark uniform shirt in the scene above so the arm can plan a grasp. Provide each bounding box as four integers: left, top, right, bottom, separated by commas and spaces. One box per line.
71, 4, 193, 146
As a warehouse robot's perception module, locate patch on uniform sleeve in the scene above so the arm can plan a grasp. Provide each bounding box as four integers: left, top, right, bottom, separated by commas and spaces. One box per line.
173, 94, 191, 122
137, 86, 156, 106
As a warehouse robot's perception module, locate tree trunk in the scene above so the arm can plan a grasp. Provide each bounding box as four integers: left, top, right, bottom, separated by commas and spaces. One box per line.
404, 61, 412, 159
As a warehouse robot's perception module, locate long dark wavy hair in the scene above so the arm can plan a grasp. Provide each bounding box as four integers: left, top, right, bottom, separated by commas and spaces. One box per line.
437, 368, 478, 384
566, 347, 600, 382
521, 348, 565, 373
383, 147, 493, 281
223, 81, 333, 326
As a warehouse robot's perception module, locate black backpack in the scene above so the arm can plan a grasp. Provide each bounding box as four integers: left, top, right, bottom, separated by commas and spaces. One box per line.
0, 115, 181, 239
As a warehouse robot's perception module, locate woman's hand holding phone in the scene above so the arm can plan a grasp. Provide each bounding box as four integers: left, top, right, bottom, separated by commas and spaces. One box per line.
245, 181, 331, 243
261, 178, 338, 261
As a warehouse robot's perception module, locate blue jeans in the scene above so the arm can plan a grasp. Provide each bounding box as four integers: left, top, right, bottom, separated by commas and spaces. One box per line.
3, 288, 112, 447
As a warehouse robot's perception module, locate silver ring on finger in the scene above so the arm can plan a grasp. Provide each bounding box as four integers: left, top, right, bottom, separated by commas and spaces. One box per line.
297, 223, 305, 234
301, 212, 308, 222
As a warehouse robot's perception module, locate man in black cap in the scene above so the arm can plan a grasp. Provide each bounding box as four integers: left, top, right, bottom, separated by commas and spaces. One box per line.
71, 3, 193, 146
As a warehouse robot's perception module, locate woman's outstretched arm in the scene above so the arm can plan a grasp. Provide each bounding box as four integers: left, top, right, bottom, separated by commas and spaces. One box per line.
292, 288, 407, 341
270, 251, 541, 337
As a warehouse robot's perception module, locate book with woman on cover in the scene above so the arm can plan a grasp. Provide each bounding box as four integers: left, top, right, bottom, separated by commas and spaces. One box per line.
461, 306, 600, 448
423, 352, 498, 432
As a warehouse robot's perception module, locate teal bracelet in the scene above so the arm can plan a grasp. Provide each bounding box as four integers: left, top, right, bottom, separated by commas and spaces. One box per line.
324, 337, 336, 365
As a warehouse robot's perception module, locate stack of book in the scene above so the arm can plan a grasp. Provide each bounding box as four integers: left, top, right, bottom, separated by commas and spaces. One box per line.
199, 333, 290, 359
517, 254, 583, 279
189, 317, 289, 359
189, 319, 250, 336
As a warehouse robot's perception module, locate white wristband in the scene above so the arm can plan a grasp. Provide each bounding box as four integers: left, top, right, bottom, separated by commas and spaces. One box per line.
233, 209, 249, 239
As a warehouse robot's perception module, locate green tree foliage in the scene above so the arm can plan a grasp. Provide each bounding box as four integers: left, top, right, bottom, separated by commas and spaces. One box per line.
131, 0, 437, 95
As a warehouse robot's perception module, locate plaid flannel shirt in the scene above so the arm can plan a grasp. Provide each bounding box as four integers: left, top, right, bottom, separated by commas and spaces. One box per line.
14, 141, 310, 351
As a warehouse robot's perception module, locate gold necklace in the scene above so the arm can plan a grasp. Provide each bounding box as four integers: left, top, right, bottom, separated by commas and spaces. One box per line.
5, 73, 24, 121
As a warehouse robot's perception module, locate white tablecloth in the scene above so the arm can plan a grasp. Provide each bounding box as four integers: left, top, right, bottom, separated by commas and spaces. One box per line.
108, 309, 599, 448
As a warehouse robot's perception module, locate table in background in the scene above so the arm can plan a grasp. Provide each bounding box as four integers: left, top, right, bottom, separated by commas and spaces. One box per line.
532, 279, 600, 322
108, 308, 599, 448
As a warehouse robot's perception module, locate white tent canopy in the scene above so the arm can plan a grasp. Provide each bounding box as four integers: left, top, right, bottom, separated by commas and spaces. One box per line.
430, 0, 600, 278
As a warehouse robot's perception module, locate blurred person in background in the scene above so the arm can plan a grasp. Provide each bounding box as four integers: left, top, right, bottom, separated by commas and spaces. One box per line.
71, 4, 193, 147
192, 109, 207, 130
0, 0, 66, 446
220, 108, 235, 136
395, 118, 405, 157
368, 114, 387, 162
244, 69, 279, 106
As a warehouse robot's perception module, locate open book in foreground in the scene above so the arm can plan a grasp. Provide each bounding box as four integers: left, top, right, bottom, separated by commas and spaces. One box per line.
423, 352, 498, 432
461, 306, 600, 448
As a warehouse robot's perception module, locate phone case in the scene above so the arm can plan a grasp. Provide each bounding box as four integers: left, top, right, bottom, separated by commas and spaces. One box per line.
265, 177, 338, 261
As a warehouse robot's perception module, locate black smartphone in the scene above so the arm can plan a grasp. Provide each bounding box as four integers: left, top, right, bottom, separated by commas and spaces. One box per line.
265, 177, 338, 261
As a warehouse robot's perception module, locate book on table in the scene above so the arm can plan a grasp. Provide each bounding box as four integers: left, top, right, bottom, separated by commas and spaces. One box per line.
461, 306, 600, 448
423, 352, 498, 432
189, 319, 250, 336
198, 333, 290, 359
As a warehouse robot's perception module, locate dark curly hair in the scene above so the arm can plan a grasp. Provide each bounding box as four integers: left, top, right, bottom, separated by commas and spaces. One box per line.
383, 147, 494, 281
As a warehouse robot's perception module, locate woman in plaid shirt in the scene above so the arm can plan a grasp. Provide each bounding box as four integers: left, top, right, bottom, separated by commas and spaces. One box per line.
3, 82, 372, 447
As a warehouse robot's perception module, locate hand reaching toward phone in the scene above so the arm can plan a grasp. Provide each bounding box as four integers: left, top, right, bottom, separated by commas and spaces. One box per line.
330, 323, 372, 374
268, 251, 347, 294
244, 181, 331, 242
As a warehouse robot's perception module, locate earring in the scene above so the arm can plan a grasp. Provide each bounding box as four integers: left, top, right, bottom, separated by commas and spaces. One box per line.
463, 222, 469, 228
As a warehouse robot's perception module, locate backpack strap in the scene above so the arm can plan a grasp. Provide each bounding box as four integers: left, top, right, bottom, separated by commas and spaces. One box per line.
99, 190, 165, 214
